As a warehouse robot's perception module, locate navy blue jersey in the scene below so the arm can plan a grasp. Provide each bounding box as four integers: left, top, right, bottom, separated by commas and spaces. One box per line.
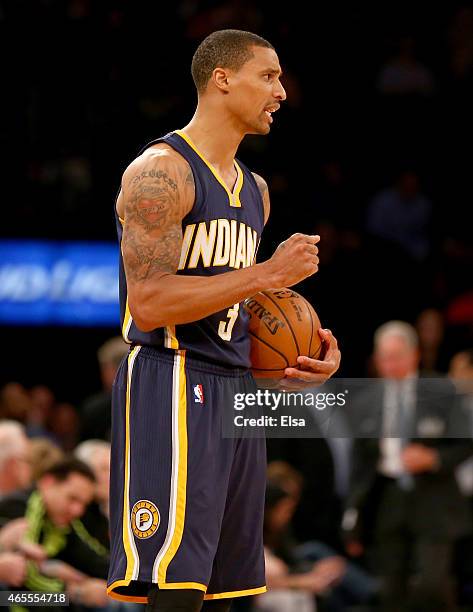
116, 130, 265, 368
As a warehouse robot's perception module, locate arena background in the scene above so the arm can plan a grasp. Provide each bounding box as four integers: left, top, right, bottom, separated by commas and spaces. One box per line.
1, 2, 473, 609
0, 0, 473, 612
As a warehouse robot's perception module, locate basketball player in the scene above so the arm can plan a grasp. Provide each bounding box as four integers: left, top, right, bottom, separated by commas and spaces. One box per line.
107, 30, 341, 612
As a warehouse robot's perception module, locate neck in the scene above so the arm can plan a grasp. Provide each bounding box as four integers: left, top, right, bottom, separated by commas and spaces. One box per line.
182, 100, 245, 172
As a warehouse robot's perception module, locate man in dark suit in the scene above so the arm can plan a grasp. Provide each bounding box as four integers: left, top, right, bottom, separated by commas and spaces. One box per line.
342, 321, 473, 612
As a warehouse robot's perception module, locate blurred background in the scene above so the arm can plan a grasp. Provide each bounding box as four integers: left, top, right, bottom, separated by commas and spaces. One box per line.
1, 1, 473, 611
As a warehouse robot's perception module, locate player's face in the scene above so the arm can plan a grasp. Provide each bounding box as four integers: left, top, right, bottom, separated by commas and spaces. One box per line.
227, 46, 286, 135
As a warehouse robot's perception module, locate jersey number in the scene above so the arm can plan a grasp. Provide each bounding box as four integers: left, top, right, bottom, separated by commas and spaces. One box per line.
218, 303, 240, 341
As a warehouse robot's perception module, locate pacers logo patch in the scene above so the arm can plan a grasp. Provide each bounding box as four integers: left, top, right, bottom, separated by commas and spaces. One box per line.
131, 500, 160, 539
193, 384, 204, 404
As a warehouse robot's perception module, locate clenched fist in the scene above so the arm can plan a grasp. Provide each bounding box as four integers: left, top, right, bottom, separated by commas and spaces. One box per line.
263, 233, 320, 287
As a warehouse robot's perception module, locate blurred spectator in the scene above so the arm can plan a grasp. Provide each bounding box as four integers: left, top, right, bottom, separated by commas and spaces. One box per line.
366, 169, 432, 262
264, 464, 378, 611
267, 390, 354, 547
0, 421, 32, 498
75, 439, 111, 548
450, 348, 473, 388
0, 550, 27, 587
450, 349, 473, 495
0, 383, 32, 423
27, 385, 56, 438
0, 518, 46, 587
80, 336, 129, 441
416, 307, 447, 375
267, 432, 346, 550
29, 438, 64, 482
259, 481, 344, 612
343, 320, 473, 612
75, 439, 110, 516
47, 402, 80, 451
449, 348, 473, 606
0, 457, 109, 608
267, 461, 303, 499
377, 36, 435, 95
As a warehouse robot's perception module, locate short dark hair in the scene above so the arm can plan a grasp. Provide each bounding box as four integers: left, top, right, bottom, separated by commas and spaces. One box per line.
42, 456, 96, 484
191, 29, 274, 94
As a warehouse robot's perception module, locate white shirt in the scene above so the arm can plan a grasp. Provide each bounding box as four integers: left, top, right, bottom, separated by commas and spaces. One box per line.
378, 375, 417, 478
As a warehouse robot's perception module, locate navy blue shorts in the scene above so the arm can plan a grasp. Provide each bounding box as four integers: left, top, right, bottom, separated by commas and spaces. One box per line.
107, 345, 267, 603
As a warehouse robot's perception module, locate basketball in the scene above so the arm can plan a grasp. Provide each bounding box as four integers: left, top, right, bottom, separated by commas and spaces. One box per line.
243, 288, 323, 379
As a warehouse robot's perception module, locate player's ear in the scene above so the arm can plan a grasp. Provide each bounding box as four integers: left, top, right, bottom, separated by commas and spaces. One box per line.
213, 68, 230, 93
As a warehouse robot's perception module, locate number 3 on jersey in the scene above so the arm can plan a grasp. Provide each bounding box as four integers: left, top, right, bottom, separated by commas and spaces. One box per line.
218, 303, 240, 341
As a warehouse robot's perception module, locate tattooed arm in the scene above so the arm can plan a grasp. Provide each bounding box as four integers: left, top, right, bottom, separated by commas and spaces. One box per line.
119, 146, 319, 332
252, 172, 270, 225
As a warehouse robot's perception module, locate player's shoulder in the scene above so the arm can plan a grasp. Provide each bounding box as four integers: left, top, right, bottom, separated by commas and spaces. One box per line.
118, 143, 195, 220
124, 142, 191, 182
251, 172, 270, 225
251, 172, 268, 195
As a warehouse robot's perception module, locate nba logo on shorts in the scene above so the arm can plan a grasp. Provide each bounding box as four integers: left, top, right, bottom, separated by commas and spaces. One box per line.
193, 384, 204, 404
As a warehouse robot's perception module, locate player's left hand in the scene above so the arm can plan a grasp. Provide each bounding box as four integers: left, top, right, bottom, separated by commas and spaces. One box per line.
279, 329, 341, 389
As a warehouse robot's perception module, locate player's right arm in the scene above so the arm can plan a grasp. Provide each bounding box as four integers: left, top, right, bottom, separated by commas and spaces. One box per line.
119, 148, 319, 332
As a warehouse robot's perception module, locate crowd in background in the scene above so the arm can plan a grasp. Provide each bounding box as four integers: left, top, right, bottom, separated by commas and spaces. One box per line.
1, 330, 473, 611
1, 1, 473, 611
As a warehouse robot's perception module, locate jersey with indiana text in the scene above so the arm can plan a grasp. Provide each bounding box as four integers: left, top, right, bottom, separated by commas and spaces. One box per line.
116, 130, 265, 368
